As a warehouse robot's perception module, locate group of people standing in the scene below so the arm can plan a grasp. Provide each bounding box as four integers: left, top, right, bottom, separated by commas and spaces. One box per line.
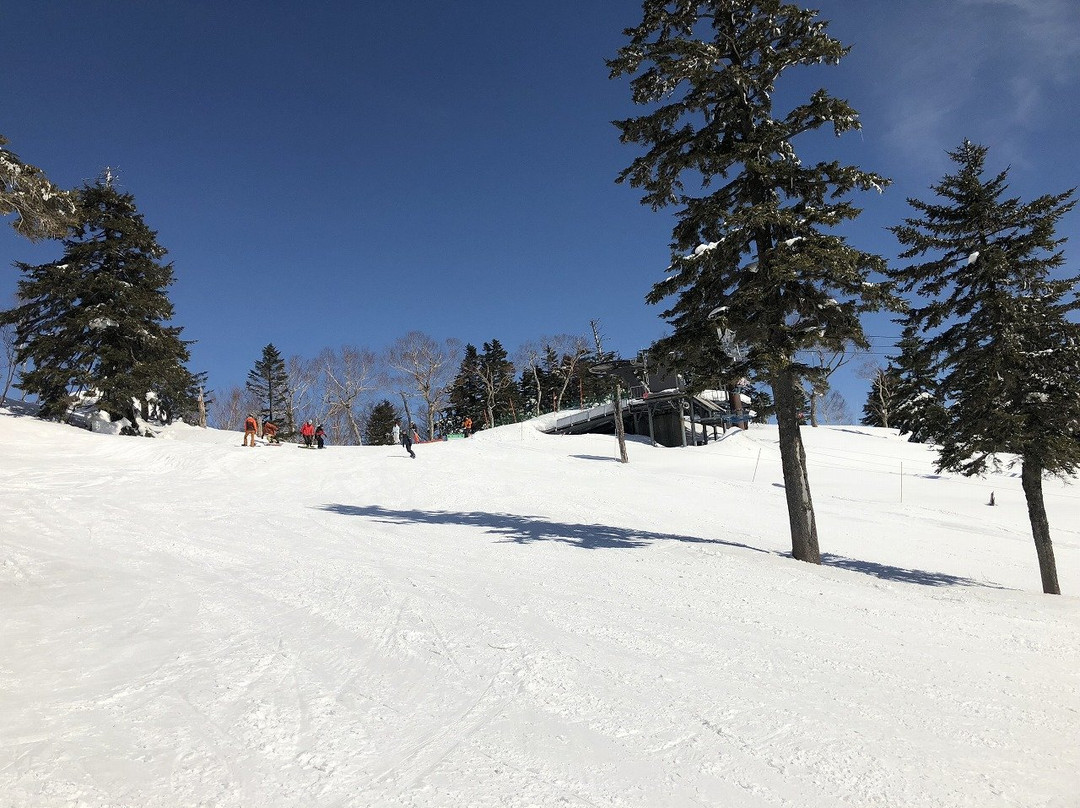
242, 415, 323, 448
243, 415, 473, 456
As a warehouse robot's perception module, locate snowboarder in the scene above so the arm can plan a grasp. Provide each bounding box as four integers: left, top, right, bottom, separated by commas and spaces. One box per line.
463, 416, 472, 437
391, 422, 401, 446
399, 420, 415, 459
300, 420, 315, 448
263, 420, 279, 444
315, 424, 325, 449
243, 414, 258, 447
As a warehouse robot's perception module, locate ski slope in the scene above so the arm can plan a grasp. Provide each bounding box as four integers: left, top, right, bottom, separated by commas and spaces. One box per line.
2, 408, 1078, 807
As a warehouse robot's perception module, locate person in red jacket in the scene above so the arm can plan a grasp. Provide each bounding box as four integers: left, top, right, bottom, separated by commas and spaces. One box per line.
243, 414, 258, 447
300, 420, 315, 448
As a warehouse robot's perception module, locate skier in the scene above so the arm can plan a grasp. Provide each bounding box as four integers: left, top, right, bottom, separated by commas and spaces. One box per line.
391, 421, 401, 446
463, 416, 472, 437
243, 414, 258, 447
300, 420, 315, 448
315, 424, 325, 449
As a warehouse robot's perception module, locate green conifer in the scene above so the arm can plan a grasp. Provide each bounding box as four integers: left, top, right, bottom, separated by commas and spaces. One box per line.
609, 0, 900, 562
889, 140, 1080, 594
1, 175, 196, 429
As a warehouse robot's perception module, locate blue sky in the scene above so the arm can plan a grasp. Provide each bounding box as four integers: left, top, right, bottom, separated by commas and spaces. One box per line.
3, 0, 1078, 416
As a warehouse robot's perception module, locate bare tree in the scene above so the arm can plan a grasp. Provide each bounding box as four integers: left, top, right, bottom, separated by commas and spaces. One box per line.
857, 361, 898, 429
817, 389, 853, 425
385, 331, 462, 440
1, 320, 19, 405
317, 345, 378, 445
802, 345, 856, 427
286, 354, 319, 431
516, 340, 546, 418
548, 334, 591, 412
210, 385, 259, 431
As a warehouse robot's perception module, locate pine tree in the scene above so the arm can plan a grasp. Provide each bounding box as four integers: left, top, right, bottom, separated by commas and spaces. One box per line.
476, 339, 516, 427
447, 344, 486, 431
889, 325, 948, 443
365, 399, 401, 446
609, 0, 900, 563
246, 344, 290, 431
1, 134, 76, 241
889, 140, 1080, 594
0, 175, 196, 428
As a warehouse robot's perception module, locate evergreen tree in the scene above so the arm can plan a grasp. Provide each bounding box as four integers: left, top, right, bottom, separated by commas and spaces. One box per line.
245, 344, 290, 430
0, 175, 196, 428
365, 399, 401, 446
476, 339, 516, 426
889, 325, 948, 443
889, 140, 1080, 594
1, 134, 76, 241
609, 0, 900, 563
447, 344, 486, 431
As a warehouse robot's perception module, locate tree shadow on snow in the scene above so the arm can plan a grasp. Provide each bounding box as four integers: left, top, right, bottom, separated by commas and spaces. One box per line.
318, 505, 1005, 589
318, 503, 772, 553
820, 553, 1006, 589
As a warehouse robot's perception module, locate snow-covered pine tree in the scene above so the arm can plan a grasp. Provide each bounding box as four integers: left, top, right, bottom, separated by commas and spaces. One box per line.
609, 0, 900, 563
0, 175, 197, 429
889, 140, 1080, 594
246, 344, 290, 431
0, 134, 76, 241
888, 324, 948, 444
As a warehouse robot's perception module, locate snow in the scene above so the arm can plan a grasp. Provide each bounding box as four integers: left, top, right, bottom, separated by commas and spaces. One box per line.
968, 251, 980, 265
2, 409, 1079, 807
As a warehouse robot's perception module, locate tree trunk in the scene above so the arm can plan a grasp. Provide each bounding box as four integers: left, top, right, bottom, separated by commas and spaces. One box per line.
614, 382, 629, 463
1021, 455, 1061, 595
772, 368, 820, 563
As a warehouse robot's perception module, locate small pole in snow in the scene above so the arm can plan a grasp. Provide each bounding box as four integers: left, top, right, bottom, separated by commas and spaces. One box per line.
988, 491, 995, 506
752, 448, 761, 483
900, 461, 904, 503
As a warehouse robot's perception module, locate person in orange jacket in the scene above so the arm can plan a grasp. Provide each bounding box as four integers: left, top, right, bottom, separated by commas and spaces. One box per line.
300, 420, 315, 448
243, 414, 258, 447
262, 420, 279, 444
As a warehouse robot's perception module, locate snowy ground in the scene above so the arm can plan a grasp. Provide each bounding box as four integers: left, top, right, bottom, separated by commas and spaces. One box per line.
1, 408, 1078, 807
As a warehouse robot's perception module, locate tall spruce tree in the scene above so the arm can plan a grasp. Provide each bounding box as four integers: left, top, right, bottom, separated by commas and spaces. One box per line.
609, 0, 899, 563
477, 339, 516, 427
889, 324, 948, 444
889, 140, 1080, 594
447, 344, 486, 431
0, 175, 197, 428
246, 344, 290, 430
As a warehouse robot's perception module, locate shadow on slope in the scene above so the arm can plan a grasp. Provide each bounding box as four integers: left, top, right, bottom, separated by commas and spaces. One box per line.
821, 553, 1006, 589
319, 504, 771, 553
318, 505, 1005, 589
